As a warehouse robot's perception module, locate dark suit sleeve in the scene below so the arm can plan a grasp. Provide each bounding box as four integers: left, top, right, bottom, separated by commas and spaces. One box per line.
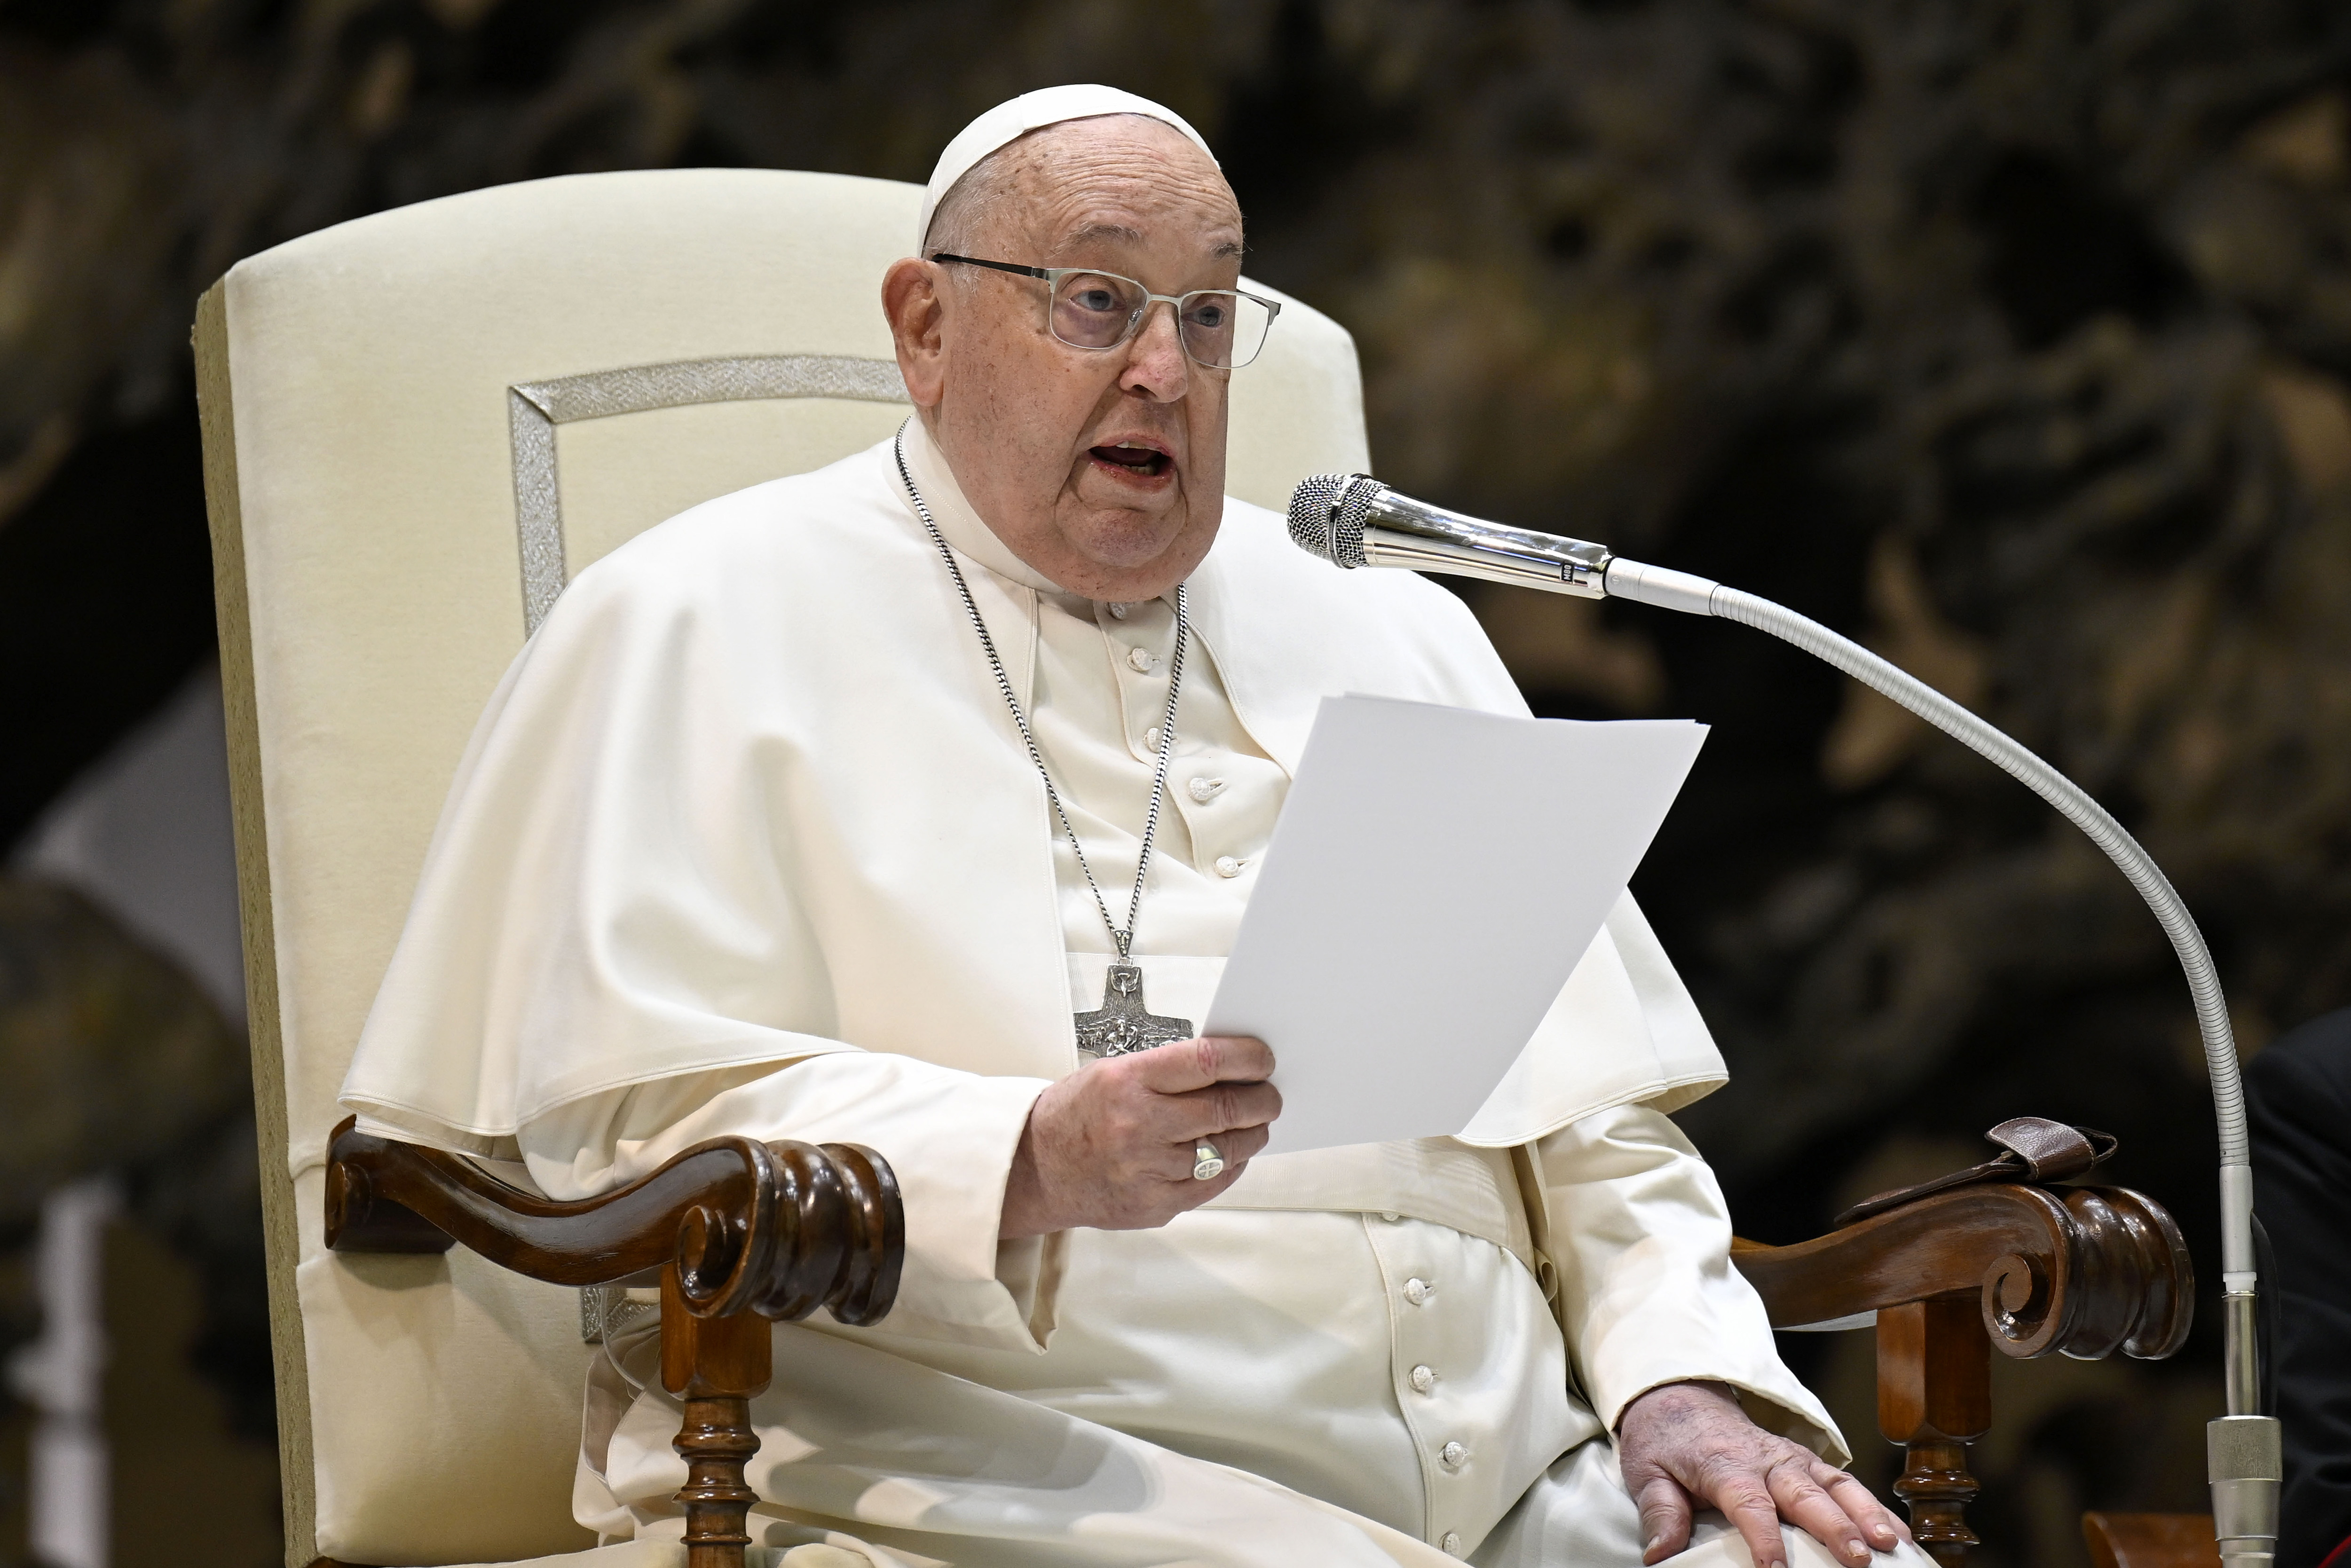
2246, 1009, 2351, 1568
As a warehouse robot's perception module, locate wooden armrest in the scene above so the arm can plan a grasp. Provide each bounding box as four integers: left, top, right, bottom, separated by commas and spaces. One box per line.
325, 1116, 910, 1568
1732, 1181, 2192, 1360
1735, 1182, 2193, 1568
324, 1116, 904, 1326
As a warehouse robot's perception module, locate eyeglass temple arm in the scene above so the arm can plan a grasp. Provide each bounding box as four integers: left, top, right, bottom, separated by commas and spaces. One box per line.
925, 253, 1049, 280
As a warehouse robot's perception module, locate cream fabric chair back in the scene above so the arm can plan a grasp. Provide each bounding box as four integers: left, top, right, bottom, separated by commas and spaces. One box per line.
195, 167, 1371, 1568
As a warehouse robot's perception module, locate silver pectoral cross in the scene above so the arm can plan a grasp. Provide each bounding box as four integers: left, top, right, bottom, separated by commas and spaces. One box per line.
1074, 960, 1194, 1057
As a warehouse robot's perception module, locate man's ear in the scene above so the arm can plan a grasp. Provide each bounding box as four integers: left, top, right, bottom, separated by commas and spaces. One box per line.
882, 257, 947, 410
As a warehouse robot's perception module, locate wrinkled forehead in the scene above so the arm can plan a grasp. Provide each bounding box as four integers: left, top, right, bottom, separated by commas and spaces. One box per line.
990, 118, 1244, 256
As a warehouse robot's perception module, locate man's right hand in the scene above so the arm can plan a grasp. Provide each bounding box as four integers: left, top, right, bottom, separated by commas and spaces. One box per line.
999, 1035, 1279, 1237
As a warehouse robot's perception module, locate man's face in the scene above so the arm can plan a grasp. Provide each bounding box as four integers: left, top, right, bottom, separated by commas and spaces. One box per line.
885, 117, 1245, 602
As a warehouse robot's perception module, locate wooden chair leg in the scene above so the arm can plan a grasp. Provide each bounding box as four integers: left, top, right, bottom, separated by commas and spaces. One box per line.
662, 1265, 773, 1568
1878, 1298, 1992, 1568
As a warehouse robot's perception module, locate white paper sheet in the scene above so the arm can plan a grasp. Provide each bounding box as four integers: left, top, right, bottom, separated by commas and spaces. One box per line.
1203, 695, 1706, 1156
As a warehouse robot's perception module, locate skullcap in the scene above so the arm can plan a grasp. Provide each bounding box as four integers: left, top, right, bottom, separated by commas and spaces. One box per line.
916, 84, 1218, 252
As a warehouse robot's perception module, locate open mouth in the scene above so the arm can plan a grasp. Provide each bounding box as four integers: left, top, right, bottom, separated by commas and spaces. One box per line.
1089, 441, 1173, 480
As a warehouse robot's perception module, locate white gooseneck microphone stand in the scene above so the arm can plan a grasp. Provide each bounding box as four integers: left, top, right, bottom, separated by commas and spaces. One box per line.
1287, 472, 2282, 1567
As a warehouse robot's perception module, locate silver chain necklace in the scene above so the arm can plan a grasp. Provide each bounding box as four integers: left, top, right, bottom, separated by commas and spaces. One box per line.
894, 430, 1196, 1056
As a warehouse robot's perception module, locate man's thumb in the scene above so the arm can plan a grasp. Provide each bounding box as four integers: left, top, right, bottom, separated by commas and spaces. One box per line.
1638, 1474, 1693, 1565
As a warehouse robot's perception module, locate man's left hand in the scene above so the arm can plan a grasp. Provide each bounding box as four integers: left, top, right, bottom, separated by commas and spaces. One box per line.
1618, 1380, 1908, 1568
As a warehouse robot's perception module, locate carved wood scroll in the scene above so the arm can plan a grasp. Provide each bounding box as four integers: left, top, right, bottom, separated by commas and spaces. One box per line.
325, 1118, 903, 1323
325, 1117, 906, 1567
1733, 1182, 2194, 1568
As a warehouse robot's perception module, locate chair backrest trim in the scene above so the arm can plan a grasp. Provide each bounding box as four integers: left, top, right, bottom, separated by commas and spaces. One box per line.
509, 353, 909, 631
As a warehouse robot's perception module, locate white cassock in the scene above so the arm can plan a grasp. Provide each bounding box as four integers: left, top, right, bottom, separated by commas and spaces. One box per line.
341, 418, 1889, 1568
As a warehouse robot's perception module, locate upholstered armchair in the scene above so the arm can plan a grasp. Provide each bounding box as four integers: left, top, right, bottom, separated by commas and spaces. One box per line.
195, 165, 1375, 1568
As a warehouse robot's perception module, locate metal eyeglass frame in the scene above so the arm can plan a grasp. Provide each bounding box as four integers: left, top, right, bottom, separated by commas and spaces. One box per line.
926, 252, 1282, 370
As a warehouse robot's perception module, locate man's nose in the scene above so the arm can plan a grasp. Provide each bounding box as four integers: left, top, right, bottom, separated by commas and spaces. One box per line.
1118, 299, 1192, 402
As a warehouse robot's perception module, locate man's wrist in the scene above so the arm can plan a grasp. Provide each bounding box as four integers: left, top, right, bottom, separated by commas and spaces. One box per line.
998, 1100, 1063, 1240
1620, 1379, 1742, 1430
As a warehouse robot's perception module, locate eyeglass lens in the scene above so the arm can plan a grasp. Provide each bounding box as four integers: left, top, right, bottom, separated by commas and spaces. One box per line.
1050, 272, 1274, 369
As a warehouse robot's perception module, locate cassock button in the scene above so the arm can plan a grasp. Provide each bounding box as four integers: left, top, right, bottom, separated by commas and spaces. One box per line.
1187, 776, 1227, 803
1127, 646, 1158, 673
1144, 727, 1163, 751
1404, 1276, 1433, 1306
1105, 602, 1131, 619
1440, 1440, 1467, 1469
1380, 1210, 1402, 1223
1442, 1532, 1465, 1556
1409, 1364, 1438, 1395
1214, 856, 1245, 878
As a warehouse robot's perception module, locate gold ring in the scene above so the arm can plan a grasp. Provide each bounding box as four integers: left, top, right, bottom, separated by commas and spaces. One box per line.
1192, 1141, 1226, 1181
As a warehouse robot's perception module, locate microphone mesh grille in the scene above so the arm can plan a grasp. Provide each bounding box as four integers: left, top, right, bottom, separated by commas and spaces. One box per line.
1286, 473, 1381, 568
1287, 473, 1346, 561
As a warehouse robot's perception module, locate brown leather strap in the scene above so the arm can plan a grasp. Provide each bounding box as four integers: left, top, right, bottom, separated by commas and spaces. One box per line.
1835, 1116, 2118, 1227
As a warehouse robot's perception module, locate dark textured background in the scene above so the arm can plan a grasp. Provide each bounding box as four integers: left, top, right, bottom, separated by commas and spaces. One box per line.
5, 2, 2349, 1565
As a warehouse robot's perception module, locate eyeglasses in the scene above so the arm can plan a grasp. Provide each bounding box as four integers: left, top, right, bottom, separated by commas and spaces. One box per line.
928, 253, 1282, 370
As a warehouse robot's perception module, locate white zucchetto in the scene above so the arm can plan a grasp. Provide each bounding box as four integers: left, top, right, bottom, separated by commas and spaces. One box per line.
916, 84, 1219, 252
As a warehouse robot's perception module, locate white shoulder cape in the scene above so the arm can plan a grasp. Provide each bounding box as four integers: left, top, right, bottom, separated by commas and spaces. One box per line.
341, 437, 1727, 1153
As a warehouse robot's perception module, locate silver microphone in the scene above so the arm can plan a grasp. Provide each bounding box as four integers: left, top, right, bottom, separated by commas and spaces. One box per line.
1286, 472, 1613, 598
1285, 468, 2280, 1560
1286, 471, 1724, 613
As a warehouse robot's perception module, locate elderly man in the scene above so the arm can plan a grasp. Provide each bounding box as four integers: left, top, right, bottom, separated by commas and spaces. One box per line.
343, 86, 1921, 1568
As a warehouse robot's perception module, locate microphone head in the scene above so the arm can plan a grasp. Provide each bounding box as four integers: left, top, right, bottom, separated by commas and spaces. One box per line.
1286, 473, 1384, 569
